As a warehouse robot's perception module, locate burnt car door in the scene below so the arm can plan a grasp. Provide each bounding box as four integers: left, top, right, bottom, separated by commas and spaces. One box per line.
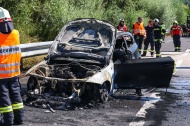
113, 32, 174, 89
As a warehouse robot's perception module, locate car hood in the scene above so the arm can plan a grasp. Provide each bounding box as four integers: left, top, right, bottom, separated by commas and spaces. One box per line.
48, 18, 116, 63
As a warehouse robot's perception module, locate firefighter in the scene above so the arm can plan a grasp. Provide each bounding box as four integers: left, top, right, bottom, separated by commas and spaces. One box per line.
141, 19, 154, 57
132, 17, 146, 55
170, 21, 183, 52
153, 18, 165, 58
0, 7, 24, 125
117, 19, 128, 32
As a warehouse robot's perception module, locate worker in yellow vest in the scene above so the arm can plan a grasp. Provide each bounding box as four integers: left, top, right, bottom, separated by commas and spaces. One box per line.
0, 7, 24, 126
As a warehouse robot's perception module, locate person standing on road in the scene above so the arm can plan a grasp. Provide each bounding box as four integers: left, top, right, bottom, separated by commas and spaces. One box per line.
153, 18, 165, 58
132, 17, 146, 55
132, 17, 146, 96
170, 21, 183, 52
141, 19, 154, 57
117, 19, 128, 32
0, 7, 24, 126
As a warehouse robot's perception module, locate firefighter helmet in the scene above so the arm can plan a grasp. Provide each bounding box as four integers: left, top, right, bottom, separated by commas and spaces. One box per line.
119, 19, 124, 22
0, 7, 11, 20
154, 18, 159, 23
173, 20, 178, 24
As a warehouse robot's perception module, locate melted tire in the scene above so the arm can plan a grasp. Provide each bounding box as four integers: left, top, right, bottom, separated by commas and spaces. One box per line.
94, 83, 109, 103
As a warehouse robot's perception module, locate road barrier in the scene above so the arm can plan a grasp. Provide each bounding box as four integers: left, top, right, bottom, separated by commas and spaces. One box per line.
20, 41, 53, 58
20, 41, 53, 70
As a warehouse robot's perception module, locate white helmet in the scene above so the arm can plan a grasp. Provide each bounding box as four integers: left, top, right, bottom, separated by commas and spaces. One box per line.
0, 7, 13, 33
154, 18, 159, 23
173, 20, 178, 24
119, 18, 124, 22
0, 7, 11, 20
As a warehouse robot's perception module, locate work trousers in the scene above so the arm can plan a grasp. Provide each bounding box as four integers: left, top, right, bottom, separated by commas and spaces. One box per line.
0, 76, 24, 126
134, 35, 144, 54
154, 39, 162, 58
173, 35, 181, 51
142, 36, 155, 55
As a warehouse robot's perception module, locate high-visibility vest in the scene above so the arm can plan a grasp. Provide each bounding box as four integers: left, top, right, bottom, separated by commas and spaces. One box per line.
118, 25, 127, 32
0, 29, 21, 78
171, 26, 181, 35
133, 22, 146, 36
161, 24, 166, 35
161, 24, 166, 29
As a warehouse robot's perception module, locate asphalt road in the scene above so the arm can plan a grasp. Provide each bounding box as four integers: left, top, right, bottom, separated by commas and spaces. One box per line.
16, 36, 190, 126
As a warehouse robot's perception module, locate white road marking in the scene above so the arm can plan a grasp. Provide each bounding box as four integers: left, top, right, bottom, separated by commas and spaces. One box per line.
129, 93, 161, 126
185, 49, 190, 53
165, 39, 173, 43
176, 60, 183, 67
129, 49, 189, 126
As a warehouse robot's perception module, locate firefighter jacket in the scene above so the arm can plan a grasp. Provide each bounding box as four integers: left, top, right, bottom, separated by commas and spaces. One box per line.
133, 22, 146, 36
153, 25, 163, 39
170, 25, 182, 35
0, 29, 21, 78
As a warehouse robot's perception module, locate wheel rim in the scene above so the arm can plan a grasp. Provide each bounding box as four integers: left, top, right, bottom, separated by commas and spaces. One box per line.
99, 83, 109, 102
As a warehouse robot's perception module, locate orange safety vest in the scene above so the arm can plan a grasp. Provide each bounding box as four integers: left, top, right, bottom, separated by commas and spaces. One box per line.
118, 25, 127, 32
133, 22, 146, 36
171, 26, 181, 35
0, 29, 21, 78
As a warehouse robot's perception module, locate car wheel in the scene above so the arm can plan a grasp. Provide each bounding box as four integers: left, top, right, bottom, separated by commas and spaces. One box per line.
27, 76, 41, 95
94, 82, 109, 103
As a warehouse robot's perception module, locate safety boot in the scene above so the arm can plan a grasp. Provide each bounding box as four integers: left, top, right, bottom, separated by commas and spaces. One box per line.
136, 89, 143, 96
141, 53, 146, 57
151, 52, 154, 57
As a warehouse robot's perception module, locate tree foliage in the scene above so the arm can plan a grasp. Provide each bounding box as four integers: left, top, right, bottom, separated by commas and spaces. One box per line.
0, 0, 188, 43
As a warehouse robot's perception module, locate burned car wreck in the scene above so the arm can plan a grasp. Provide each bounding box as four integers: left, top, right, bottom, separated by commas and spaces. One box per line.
25, 18, 174, 107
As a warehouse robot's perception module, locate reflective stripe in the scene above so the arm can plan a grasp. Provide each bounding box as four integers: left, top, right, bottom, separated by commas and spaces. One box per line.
156, 54, 161, 56
0, 68, 19, 74
175, 47, 181, 50
161, 25, 166, 29
0, 46, 21, 55
0, 30, 21, 78
150, 50, 154, 52
0, 106, 13, 113
143, 50, 147, 52
0, 62, 20, 68
154, 28, 160, 31
12, 102, 24, 110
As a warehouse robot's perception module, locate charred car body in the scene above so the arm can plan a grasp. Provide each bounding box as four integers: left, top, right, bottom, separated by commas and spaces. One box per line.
26, 18, 174, 103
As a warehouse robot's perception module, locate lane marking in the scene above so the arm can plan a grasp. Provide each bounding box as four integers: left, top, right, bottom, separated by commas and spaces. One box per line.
129, 49, 189, 126
165, 39, 173, 43
129, 93, 161, 126
176, 60, 183, 67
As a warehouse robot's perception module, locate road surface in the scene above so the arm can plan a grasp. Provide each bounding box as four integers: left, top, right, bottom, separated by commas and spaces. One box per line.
16, 36, 190, 126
